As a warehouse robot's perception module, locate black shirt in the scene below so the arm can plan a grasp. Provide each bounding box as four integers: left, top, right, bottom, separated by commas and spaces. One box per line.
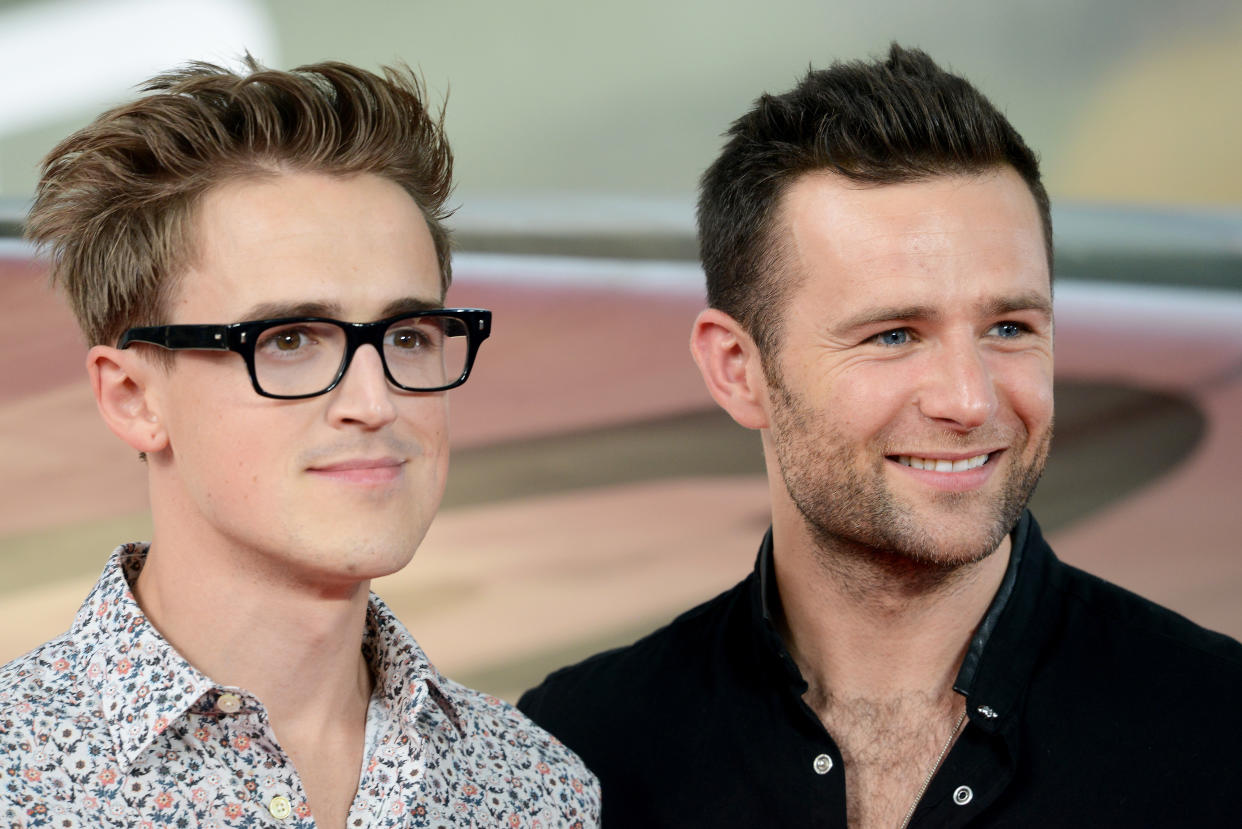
519, 512, 1242, 826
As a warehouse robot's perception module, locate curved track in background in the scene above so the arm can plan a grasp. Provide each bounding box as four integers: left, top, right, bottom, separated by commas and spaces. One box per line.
1, 250, 1239, 700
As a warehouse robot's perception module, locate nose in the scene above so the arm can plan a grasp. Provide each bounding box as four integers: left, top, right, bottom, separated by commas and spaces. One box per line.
325, 344, 398, 429
916, 337, 997, 429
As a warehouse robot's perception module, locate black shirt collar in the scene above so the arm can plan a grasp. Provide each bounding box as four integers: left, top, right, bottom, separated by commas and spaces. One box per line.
954, 512, 1028, 695
748, 511, 1052, 735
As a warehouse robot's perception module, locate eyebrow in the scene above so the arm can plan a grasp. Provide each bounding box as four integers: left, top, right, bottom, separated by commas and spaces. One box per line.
833, 291, 1053, 336
238, 296, 444, 323
834, 304, 937, 336
986, 292, 1053, 318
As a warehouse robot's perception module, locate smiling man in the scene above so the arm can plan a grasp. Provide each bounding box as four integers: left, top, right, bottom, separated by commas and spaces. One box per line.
519, 45, 1242, 827
0, 59, 598, 827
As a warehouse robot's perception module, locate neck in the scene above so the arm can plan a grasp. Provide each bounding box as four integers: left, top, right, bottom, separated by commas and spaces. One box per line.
132, 531, 375, 739
771, 517, 1011, 705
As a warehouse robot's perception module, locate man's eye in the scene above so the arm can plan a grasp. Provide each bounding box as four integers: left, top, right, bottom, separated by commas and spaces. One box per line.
274, 331, 303, 351
389, 328, 429, 350
989, 321, 1028, 339
259, 326, 317, 353
871, 329, 911, 347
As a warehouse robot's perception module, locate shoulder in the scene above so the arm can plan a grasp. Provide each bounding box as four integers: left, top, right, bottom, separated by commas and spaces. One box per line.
0, 633, 101, 794
445, 676, 597, 771
1027, 556, 1242, 754
1050, 559, 1242, 676
1016, 517, 1242, 677
517, 575, 755, 779
521, 576, 751, 721
1, 632, 91, 722
994, 555, 1242, 814
516, 575, 770, 825
433, 677, 601, 818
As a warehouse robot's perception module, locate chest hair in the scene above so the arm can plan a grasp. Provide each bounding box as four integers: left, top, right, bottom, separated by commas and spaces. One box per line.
810, 690, 964, 829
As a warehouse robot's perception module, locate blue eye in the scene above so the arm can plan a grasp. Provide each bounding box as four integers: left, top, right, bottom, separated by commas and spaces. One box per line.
873, 329, 911, 347
990, 322, 1027, 338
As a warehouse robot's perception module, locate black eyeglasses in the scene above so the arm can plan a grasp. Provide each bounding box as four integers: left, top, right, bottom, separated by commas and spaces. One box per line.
118, 309, 492, 399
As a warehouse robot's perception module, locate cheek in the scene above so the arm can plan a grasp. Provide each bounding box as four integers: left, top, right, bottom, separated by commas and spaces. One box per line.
401, 396, 450, 459
830, 363, 924, 436
403, 400, 451, 513
995, 357, 1054, 431
162, 384, 289, 493
181, 418, 282, 501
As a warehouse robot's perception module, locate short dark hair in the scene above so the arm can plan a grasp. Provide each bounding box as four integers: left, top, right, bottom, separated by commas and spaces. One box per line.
697, 43, 1051, 357
26, 56, 454, 348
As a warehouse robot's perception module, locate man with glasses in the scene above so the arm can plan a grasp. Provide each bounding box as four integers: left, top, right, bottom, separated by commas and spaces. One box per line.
1, 59, 599, 827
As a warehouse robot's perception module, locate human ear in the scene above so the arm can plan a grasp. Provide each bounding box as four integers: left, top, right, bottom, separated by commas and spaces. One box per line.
86, 345, 169, 454
689, 308, 770, 430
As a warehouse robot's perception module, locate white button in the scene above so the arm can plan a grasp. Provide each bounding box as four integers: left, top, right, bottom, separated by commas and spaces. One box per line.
953, 785, 973, 805
268, 795, 292, 820
976, 705, 998, 719
812, 753, 834, 774
216, 692, 242, 714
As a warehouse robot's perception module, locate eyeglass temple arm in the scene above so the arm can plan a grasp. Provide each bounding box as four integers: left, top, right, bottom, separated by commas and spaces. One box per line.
117, 325, 233, 351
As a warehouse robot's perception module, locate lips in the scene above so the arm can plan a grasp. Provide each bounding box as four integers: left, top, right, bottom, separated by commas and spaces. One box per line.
309, 457, 404, 472
306, 456, 405, 485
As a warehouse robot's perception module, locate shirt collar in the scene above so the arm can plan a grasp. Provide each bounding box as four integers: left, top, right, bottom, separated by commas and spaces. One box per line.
953, 512, 1029, 695
749, 511, 1054, 735
362, 592, 466, 738
73, 544, 218, 769
73, 544, 466, 769
750, 528, 812, 691
954, 512, 1060, 735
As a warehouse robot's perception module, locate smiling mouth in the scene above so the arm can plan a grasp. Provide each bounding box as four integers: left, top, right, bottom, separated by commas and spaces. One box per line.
894, 453, 993, 472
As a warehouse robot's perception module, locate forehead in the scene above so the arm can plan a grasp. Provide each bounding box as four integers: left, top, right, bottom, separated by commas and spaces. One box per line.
170, 171, 441, 323
776, 168, 1050, 318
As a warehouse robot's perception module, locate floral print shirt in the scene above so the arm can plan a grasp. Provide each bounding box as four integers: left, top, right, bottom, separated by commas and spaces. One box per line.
1, 544, 600, 827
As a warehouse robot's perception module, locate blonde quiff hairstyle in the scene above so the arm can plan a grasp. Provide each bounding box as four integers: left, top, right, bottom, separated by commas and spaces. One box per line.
26, 56, 454, 348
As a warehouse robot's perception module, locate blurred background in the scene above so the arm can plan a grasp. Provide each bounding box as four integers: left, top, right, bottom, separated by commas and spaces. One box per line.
2, 0, 1242, 206
1, 0, 1240, 700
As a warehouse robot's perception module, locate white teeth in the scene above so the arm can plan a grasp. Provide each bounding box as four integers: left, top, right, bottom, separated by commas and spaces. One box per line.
897, 453, 990, 471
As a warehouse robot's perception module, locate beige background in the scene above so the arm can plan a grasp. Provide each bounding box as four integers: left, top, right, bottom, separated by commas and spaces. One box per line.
1, 0, 1240, 701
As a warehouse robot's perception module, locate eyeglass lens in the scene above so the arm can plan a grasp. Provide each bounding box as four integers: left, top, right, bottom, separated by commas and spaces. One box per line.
253, 316, 470, 396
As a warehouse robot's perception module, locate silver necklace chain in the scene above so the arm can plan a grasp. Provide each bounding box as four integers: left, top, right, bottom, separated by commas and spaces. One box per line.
897, 704, 968, 829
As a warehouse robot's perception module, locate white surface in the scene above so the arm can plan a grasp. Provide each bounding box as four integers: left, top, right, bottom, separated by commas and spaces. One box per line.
0, 0, 276, 138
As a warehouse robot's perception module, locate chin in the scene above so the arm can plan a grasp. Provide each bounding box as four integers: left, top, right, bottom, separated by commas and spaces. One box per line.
813, 508, 1010, 572
279, 525, 425, 585
889, 526, 1010, 569
339, 540, 420, 580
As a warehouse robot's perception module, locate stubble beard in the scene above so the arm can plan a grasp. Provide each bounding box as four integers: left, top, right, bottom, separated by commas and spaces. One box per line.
767, 377, 1051, 584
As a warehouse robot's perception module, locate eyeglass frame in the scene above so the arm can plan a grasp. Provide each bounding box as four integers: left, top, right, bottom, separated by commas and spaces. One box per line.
116, 308, 493, 399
